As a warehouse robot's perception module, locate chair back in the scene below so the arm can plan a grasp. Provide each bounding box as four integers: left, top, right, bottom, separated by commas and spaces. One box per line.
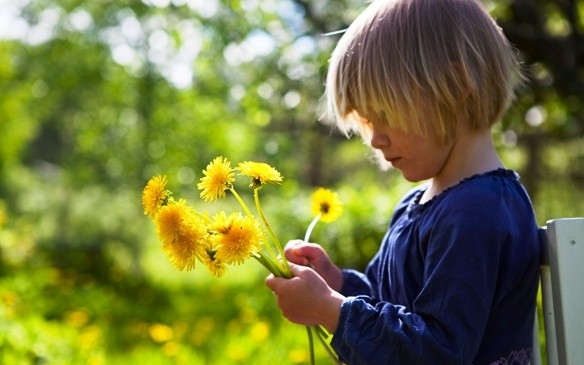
534, 218, 584, 365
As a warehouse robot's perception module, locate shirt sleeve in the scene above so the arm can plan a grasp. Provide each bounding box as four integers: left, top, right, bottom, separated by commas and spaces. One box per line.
332, 296, 457, 364
331, 204, 512, 364
340, 269, 374, 297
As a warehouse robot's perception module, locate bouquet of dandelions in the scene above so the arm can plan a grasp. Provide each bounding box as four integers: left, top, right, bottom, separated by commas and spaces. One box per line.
141, 156, 344, 365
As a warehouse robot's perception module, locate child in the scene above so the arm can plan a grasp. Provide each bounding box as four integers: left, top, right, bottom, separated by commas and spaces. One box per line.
265, 0, 541, 364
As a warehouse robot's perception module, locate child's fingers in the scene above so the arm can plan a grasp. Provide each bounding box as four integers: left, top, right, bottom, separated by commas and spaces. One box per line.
265, 273, 284, 291
283, 239, 306, 250
285, 249, 310, 266
287, 244, 326, 262
283, 240, 313, 265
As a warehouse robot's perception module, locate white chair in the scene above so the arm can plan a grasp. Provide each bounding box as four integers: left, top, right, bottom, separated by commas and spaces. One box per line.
532, 217, 584, 365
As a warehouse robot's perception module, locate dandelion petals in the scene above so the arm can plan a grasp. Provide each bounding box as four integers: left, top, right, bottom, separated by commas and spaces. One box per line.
154, 200, 209, 271
237, 161, 283, 189
198, 157, 235, 202
142, 175, 169, 218
310, 188, 343, 223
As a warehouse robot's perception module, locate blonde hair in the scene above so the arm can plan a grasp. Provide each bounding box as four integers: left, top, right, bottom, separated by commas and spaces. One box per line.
324, 0, 524, 145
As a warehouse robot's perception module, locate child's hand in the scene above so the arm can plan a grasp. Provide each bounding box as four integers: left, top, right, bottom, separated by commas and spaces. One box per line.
284, 240, 343, 292
265, 263, 345, 333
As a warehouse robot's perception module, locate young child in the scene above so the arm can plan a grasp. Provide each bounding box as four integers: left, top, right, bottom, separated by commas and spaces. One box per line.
265, 0, 541, 364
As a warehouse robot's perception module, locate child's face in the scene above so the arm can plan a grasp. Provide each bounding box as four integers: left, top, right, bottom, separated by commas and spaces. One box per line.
367, 118, 454, 183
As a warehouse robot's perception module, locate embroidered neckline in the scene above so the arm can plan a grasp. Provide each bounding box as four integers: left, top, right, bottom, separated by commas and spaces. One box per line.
409, 168, 518, 212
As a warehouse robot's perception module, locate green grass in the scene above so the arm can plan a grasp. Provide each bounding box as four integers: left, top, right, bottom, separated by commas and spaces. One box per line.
0, 246, 552, 365
0, 241, 336, 365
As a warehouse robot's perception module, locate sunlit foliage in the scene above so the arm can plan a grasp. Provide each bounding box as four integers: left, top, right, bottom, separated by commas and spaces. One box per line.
0, 0, 582, 363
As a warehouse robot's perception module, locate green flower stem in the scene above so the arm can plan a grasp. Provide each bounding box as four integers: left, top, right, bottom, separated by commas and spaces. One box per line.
307, 326, 316, 365
304, 214, 322, 242
313, 326, 342, 364
252, 254, 280, 277
314, 325, 330, 338
229, 187, 254, 218
252, 253, 290, 278
253, 188, 291, 276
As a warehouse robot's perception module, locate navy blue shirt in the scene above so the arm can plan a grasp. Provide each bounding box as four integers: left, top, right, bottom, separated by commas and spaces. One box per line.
331, 169, 541, 365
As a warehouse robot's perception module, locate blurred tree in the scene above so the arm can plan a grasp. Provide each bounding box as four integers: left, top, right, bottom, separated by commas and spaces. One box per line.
495, 0, 584, 198
0, 42, 39, 185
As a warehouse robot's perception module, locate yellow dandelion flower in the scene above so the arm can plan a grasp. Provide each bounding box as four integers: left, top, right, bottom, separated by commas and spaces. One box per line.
198, 157, 236, 202
211, 211, 264, 265
311, 188, 343, 223
201, 244, 228, 277
142, 175, 170, 218
154, 199, 209, 271
237, 161, 283, 189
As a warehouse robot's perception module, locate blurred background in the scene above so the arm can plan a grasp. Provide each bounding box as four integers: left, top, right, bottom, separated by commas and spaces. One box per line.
0, 0, 582, 364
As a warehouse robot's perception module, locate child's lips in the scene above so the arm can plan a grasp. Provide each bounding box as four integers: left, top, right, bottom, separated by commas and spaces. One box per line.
387, 156, 401, 165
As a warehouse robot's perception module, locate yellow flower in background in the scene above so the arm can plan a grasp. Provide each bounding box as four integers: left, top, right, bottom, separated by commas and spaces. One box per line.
237, 161, 282, 189
304, 188, 344, 242
211, 211, 264, 265
310, 188, 343, 223
142, 175, 170, 218
198, 156, 236, 202
154, 199, 209, 271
